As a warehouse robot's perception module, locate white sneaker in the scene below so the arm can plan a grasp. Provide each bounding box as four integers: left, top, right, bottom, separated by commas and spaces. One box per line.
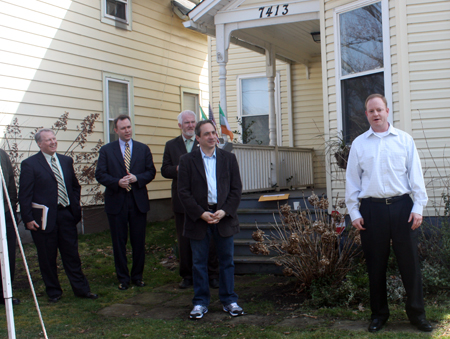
189, 305, 208, 319
223, 302, 243, 316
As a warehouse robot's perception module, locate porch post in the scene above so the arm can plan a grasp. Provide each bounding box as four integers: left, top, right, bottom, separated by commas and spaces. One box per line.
265, 47, 277, 146
265, 47, 279, 190
216, 24, 230, 142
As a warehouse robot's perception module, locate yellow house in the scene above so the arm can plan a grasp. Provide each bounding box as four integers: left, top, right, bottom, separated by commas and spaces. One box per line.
0, 0, 209, 231
183, 0, 450, 217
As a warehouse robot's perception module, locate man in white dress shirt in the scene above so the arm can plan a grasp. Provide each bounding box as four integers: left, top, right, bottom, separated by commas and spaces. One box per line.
345, 94, 431, 333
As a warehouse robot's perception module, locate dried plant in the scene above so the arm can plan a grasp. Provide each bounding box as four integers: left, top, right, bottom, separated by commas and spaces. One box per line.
251, 192, 362, 291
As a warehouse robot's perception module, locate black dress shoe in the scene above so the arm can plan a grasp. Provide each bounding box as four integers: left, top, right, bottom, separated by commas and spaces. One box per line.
48, 295, 62, 303
133, 280, 145, 287
118, 283, 129, 290
368, 318, 387, 332
179, 278, 193, 289
411, 318, 432, 332
82, 292, 98, 300
209, 278, 219, 289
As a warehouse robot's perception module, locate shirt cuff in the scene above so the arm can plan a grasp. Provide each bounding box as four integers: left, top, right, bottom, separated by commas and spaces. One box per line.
411, 203, 424, 216
349, 210, 363, 222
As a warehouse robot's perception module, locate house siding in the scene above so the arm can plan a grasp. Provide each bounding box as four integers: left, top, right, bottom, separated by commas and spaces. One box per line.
0, 0, 209, 202
324, 0, 450, 215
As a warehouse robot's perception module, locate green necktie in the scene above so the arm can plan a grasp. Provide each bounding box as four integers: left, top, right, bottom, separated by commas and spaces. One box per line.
186, 139, 193, 153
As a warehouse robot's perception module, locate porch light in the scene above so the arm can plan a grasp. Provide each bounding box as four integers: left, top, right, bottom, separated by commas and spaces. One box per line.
311, 32, 321, 43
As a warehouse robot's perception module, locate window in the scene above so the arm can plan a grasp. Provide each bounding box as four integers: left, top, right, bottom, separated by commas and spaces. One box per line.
101, 0, 132, 30
180, 87, 200, 119
102, 73, 134, 143
335, 0, 391, 144
237, 73, 281, 145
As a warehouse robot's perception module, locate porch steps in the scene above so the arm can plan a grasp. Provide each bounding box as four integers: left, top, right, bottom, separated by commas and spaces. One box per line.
234, 189, 326, 275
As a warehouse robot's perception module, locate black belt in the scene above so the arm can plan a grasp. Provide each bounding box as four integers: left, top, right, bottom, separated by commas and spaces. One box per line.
207, 204, 217, 212
57, 204, 70, 210
362, 194, 409, 205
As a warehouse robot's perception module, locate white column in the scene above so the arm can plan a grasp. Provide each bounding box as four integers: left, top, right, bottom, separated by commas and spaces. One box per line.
266, 47, 277, 146
216, 24, 230, 142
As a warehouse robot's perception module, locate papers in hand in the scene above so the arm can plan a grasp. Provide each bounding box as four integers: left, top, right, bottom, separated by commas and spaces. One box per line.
31, 203, 49, 230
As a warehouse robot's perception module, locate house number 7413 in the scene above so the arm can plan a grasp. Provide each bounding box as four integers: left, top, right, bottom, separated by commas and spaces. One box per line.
258, 5, 289, 18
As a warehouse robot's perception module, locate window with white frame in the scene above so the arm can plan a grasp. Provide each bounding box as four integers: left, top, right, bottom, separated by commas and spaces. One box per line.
335, 0, 391, 144
103, 73, 134, 143
101, 0, 132, 30
237, 74, 281, 145
180, 87, 200, 119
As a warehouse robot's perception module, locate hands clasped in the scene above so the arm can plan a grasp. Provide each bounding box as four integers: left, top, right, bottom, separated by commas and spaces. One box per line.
118, 173, 137, 188
201, 210, 226, 224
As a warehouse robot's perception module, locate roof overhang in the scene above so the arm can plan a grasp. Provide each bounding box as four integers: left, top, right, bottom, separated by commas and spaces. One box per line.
184, 0, 321, 63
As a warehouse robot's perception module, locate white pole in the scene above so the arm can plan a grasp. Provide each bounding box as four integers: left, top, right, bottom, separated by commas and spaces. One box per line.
0, 168, 16, 339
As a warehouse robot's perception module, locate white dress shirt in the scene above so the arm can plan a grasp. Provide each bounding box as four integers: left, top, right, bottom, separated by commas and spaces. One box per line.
119, 138, 133, 158
200, 147, 217, 204
345, 124, 428, 221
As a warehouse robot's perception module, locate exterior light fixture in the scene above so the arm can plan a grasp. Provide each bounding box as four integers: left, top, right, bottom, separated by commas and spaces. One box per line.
311, 32, 320, 43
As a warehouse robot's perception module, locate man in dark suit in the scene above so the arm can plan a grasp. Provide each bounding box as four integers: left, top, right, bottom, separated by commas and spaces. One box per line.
19, 128, 97, 302
0, 149, 20, 305
95, 115, 156, 290
161, 110, 219, 289
178, 120, 243, 319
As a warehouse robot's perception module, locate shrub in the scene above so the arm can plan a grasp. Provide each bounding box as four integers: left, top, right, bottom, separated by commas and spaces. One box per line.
250, 193, 363, 304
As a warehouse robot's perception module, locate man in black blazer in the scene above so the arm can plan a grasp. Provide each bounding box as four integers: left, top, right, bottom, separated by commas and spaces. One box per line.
161, 110, 218, 289
19, 129, 97, 302
178, 120, 243, 319
95, 115, 156, 290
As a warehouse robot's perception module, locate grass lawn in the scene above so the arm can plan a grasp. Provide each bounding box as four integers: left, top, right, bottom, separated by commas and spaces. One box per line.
1, 219, 449, 338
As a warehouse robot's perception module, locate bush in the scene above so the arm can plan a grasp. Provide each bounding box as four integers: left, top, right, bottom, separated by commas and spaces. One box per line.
250, 193, 363, 306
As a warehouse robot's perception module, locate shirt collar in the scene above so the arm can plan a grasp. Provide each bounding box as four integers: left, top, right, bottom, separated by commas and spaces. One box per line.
182, 134, 194, 143
42, 151, 56, 162
200, 147, 216, 159
365, 123, 398, 138
119, 138, 132, 148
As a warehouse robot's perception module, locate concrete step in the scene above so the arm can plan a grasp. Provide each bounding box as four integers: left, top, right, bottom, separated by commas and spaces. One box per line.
234, 238, 280, 256
237, 209, 281, 223
234, 256, 283, 275
236, 223, 287, 239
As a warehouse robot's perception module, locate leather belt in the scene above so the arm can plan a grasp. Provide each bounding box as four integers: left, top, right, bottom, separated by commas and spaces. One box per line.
57, 204, 70, 210
207, 204, 217, 212
362, 194, 409, 205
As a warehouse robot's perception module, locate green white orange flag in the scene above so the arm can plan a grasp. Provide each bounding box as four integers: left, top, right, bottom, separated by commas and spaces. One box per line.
219, 104, 233, 141
199, 105, 208, 120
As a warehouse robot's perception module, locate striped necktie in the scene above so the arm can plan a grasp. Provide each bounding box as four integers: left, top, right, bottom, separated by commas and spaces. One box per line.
124, 142, 132, 191
51, 157, 69, 207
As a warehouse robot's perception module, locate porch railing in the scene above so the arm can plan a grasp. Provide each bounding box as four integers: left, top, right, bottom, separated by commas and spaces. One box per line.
231, 144, 314, 193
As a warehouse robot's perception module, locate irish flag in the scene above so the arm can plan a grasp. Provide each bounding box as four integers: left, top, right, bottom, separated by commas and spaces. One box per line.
219, 104, 233, 141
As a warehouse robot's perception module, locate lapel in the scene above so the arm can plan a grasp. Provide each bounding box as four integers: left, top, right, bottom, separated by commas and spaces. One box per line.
130, 139, 139, 168
192, 148, 207, 183
176, 135, 187, 155
37, 152, 56, 181
112, 140, 127, 171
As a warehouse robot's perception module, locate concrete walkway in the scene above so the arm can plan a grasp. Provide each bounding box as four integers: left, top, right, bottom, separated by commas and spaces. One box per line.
98, 275, 436, 334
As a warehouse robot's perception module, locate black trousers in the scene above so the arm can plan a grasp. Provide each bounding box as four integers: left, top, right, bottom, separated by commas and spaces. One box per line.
107, 191, 146, 285
0, 211, 16, 299
31, 207, 90, 298
360, 195, 425, 322
175, 212, 218, 280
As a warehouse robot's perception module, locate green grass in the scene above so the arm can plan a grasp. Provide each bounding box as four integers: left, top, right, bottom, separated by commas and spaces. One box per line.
1, 219, 450, 338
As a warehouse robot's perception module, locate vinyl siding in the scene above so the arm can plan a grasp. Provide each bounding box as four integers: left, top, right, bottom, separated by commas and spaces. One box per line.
0, 0, 209, 202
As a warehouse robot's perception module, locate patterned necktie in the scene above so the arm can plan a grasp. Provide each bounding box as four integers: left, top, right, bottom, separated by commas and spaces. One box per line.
124, 142, 132, 191
51, 157, 69, 207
